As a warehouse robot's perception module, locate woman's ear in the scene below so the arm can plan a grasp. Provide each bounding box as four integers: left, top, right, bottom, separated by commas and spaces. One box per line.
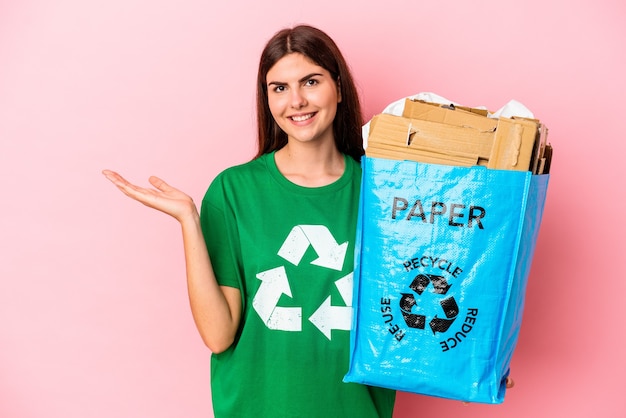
336, 76, 342, 103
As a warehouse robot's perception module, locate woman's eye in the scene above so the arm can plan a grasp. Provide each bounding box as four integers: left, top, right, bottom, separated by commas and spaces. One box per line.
305, 79, 318, 87
273, 85, 286, 93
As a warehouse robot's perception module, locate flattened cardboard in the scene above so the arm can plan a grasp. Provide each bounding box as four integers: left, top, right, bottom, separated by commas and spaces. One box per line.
366, 113, 492, 164
366, 100, 551, 173
488, 117, 538, 171
402, 99, 496, 132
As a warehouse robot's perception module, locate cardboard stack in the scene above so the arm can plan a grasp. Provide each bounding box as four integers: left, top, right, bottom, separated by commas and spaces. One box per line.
365, 98, 553, 174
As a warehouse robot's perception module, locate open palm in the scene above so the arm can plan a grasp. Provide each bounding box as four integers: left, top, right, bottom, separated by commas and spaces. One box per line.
102, 169, 197, 222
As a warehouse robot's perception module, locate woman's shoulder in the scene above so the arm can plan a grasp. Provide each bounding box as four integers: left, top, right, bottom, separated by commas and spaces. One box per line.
205, 154, 271, 195
216, 154, 269, 179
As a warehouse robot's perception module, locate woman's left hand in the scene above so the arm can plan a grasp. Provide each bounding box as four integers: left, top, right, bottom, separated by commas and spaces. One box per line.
463, 376, 515, 405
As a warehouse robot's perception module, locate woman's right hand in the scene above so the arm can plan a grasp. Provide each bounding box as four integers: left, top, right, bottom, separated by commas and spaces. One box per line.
102, 169, 197, 222
103, 169, 241, 352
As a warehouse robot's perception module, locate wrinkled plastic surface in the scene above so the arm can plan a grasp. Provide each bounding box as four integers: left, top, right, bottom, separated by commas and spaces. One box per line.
344, 157, 549, 404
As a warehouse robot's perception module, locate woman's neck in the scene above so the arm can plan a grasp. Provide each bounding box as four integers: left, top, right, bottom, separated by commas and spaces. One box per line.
274, 142, 345, 187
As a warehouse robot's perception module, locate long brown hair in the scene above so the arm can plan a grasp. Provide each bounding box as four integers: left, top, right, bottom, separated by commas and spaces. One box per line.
254, 25, 364, 162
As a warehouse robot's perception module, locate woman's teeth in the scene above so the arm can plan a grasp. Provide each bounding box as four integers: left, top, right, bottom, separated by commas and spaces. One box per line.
291, 113, 313, 122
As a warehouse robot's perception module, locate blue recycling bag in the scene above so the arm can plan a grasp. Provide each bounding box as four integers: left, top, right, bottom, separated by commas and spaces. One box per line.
344, 156, 549, 403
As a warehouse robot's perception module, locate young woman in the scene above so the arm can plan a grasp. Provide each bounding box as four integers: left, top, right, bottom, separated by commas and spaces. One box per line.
103, 25, 396, 417
104, 24, 515, 417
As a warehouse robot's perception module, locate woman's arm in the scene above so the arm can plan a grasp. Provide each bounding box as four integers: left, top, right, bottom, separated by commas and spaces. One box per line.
102, 170, 241, 353
179, 211, 241, 353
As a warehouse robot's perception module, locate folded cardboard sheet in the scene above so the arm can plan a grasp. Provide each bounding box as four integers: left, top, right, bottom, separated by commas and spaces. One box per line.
365, 98, 552, 174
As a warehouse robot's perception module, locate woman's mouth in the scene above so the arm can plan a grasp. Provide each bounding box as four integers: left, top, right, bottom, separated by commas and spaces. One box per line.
289, 112, 315, 122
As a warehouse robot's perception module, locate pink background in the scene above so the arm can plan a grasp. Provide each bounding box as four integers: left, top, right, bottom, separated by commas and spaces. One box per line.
1, 0, 624, 417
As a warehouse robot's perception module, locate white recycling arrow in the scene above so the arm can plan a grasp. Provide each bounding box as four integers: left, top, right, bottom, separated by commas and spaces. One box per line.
277, 225, 348, 271
334, 272, 353, 306
253, 266, 302, 331
309, 273, 353, 340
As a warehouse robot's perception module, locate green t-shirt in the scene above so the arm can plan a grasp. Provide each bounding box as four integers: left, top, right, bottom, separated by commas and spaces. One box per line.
200, 152, 395, 418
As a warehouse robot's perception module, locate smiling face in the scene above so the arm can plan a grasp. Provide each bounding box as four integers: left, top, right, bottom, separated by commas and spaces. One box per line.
266, 53, 342, 148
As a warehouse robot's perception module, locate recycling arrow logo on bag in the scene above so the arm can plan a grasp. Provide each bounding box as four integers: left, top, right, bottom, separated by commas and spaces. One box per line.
400, 273, 459, 334
252, 225, 352, 340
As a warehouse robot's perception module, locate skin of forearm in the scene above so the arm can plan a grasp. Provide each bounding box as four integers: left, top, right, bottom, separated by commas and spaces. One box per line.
179, 211, 241, 353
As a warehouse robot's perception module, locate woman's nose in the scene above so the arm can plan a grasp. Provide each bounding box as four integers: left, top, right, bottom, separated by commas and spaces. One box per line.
289, 88, 307, 109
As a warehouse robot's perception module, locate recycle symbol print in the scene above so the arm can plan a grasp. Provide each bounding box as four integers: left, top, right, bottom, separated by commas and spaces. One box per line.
400, 273, 459, 334
252, 225, 353, 340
